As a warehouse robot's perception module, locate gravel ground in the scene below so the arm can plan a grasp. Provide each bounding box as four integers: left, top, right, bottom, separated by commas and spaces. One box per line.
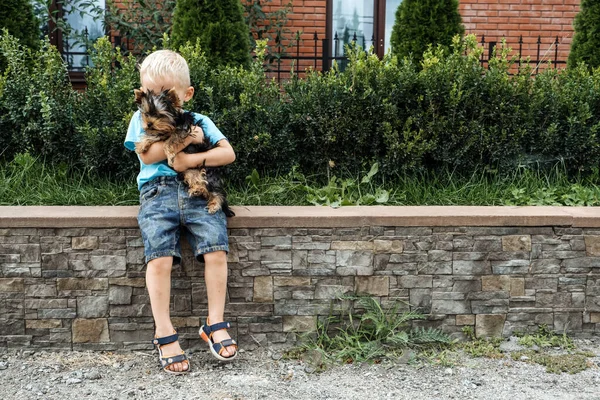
3, 339, 600, 400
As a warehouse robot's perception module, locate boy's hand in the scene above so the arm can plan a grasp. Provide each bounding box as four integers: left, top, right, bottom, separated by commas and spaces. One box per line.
171, 152, 194, 172
190, 126, 204, 144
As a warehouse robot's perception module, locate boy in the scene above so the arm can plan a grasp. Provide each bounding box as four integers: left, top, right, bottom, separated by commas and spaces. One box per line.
124, 50, 237, 374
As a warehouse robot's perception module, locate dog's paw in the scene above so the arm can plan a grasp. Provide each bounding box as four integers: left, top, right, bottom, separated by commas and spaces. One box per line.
207, 200, 222, 214
206, 206, 219, 214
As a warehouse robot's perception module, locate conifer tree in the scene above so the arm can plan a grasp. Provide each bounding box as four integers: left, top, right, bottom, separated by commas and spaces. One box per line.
568, 0, 600, 69
0, 0, 40, 59
171, 0, 251, 68
390, 0, 464, 65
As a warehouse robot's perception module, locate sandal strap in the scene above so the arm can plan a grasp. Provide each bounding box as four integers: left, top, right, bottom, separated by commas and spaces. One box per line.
160, 353, 188, 368
152, 332, 179, 346
213, 339, 238, 356
205, 321, 231, 334
217, 338, 237, 348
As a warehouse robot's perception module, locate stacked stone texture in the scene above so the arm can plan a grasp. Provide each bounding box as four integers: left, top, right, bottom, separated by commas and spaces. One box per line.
1, 225, 599, 350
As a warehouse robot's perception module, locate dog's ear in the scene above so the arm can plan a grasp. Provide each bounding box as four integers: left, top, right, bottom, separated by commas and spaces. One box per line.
134, 89, 145, 105
165, 88, 182, 108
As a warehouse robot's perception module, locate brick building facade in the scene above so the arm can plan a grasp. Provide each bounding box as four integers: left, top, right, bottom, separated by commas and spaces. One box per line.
49, 0, 581, 79
257, 0, 580, 74
459, 0, 579, 67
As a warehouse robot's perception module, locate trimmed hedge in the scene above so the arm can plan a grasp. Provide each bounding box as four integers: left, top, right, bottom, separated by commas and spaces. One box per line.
0, 33, 598, 184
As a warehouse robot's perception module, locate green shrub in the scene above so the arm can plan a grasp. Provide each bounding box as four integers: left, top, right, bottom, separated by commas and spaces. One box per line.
171, 0, 251, 68
186, 41, 294, 182
416, 36, 530, 171
528, 63, 600, 173
284, 45, 430, 177
243, 0, 293, 65
390, 0, 464, 65
75, 37, 140, 180
568, 0, 600, 70
107, 0, 176, 54
0, 31, 599, 186
0, 0, 40, 70
0, 31, 79, 165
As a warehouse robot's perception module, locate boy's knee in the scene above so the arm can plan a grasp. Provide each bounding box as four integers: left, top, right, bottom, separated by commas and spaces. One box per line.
146, 256, 174, 272
203, 251, 227, 265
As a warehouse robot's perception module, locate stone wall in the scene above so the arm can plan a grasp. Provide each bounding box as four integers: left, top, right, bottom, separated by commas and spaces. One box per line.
0, 206, 599, 351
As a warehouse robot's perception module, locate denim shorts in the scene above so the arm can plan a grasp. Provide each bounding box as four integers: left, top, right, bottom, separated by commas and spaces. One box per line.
137, 176, 229, 264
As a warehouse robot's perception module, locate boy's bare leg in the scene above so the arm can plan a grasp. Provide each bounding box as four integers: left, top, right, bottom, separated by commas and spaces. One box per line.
204, 251, 236, 357
146, 256, 189, 372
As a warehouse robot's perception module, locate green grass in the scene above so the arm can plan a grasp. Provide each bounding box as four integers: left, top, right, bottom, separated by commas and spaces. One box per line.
0, 153, 138, 206
1, 153, 599, 206
232, 163, 600, 206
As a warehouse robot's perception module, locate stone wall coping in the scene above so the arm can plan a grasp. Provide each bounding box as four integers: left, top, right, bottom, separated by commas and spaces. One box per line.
0, 206, 598, 228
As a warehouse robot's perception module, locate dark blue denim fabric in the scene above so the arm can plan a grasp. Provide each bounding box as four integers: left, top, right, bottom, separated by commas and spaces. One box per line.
137, 176, 229, 264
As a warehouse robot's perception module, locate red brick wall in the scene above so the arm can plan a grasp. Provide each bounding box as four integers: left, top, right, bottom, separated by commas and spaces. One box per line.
110, 0, 580, 74
262, 0, 580, 74
460, 0, 580, 69
258, 0, 327, 78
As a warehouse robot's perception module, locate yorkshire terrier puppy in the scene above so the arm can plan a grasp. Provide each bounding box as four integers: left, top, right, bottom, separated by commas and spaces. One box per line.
134, 88, 235, 217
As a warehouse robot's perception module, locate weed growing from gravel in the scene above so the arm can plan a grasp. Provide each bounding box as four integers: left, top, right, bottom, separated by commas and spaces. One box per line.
460, 325, 595, 374
511, 351, 593, 374
418, 348, 459, 367
288, 296, 453, 368
459, 326, 504, 359
461, 338, 504, 359
513, 325, 575, 350
508, 325, 594, 374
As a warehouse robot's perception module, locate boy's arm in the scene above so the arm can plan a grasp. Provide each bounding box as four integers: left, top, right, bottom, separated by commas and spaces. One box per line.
138, 126, 204, 165
171, 139, 236, 172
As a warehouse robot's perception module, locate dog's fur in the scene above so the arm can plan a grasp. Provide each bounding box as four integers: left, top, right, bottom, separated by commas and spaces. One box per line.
134, 88, 234, 217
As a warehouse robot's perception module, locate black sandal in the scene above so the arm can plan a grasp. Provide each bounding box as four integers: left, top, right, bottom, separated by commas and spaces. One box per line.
199, 319, 238, 362
152, 331, 191, 375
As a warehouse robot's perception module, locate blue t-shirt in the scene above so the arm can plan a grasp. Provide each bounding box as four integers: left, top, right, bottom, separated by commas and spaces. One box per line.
124, 110, 227, 190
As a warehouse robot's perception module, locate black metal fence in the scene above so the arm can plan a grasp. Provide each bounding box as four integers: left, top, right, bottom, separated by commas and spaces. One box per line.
261, 31, 569, 81
62, 27, 91, 72
478, 35, 567, 72
264, 31, 375, 81
62, 28, 568, 80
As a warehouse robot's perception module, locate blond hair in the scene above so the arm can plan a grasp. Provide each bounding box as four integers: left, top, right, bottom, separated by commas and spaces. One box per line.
139, 50, 191, 89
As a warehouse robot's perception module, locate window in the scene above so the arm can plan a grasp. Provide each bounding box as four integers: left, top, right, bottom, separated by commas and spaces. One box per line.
328, 0, 401, 60
383, 0, 401, 53
61, 0, 106, 72
38, 1, 106, 85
